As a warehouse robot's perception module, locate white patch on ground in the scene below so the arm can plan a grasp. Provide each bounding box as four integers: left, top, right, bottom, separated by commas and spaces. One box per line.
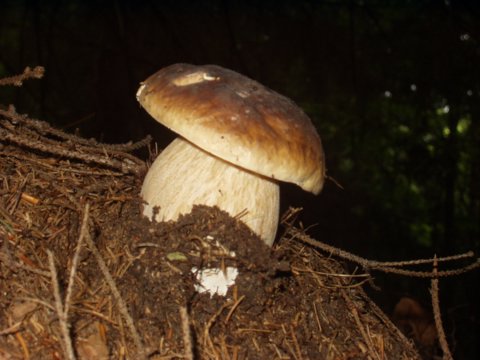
192, 266, 239, 297
142, 203, 154, 221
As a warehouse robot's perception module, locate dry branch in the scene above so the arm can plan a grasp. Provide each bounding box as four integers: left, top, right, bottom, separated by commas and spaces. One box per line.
83, 220, 147, 360
180, 306, 193, 360
0, 66, 44, 86
47, 250, 76, 360
285, 226, 480, 278
431, 257, 453, 360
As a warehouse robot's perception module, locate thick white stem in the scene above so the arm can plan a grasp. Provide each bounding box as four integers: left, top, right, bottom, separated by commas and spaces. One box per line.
141, 138, 280, 246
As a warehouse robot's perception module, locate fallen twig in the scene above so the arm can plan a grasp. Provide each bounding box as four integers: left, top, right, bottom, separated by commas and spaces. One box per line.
0, 66, 44, 86
180, 306, 193, 360
83, 219, 147, 360
47, 250, 76, 360
431, 256, 453, 360
286, 227, 480, 278
64, 204, 90, 316
0, 322, 22, 335
0, 105, 148, 175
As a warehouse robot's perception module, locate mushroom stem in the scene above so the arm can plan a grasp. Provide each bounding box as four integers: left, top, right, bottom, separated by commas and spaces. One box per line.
141, 138, 280, 246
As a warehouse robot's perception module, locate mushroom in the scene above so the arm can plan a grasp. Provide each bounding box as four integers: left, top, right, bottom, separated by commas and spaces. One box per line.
137, 63, 325, 246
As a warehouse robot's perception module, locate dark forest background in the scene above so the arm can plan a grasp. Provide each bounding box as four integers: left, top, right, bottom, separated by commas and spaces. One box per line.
1, 0, 479, 358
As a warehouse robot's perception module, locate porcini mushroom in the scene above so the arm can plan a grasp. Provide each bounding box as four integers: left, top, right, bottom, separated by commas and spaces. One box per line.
137, 63, 325, 246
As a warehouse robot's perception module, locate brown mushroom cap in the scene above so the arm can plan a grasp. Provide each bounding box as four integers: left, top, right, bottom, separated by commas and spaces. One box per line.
137, 63, 325, 194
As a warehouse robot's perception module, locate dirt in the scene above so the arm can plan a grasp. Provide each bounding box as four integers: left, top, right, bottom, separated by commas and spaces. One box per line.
0, 119, 422, 359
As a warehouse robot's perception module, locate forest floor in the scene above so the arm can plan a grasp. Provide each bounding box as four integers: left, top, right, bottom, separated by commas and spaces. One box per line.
0, 111, 426, 360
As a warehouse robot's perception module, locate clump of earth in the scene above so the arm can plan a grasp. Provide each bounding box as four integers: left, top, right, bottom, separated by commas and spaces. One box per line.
0, 130, 421, 359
